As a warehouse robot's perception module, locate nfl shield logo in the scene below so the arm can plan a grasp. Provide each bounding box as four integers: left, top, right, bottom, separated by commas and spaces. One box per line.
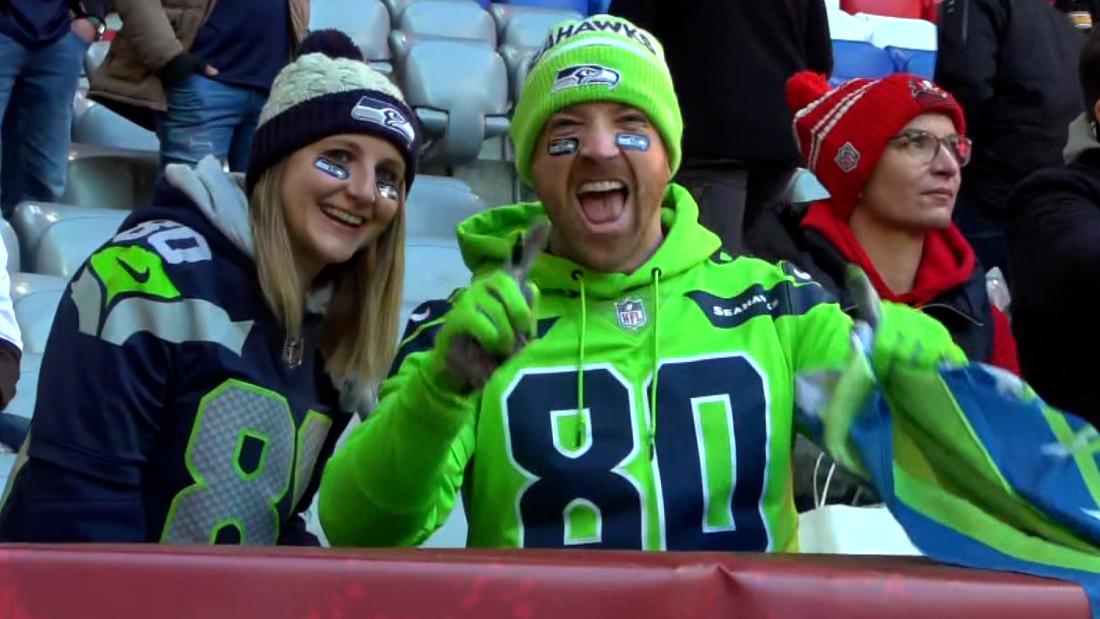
835, 142, 861, 173
616, 298, 647, 330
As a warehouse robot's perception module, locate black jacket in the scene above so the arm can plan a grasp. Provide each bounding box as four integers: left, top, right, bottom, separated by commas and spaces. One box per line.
1007, 118, 1100, 426
936, 0, 1083, 213
610, 0, 833, 166
747, 204, 997, 365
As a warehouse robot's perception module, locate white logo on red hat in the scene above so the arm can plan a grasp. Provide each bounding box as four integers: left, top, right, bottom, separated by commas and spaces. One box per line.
909, 79, 949, 105
835, 142, 861, 173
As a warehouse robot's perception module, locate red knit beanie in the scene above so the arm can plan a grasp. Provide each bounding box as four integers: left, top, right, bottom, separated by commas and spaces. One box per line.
786, 71, 967, 217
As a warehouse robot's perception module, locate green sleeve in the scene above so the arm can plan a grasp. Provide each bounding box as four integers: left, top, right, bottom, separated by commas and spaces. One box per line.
319, 323, 476, 547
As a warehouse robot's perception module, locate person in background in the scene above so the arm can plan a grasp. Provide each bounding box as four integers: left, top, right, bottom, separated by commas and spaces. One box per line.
609, 1, 833, 252
935, 0, 1083, 278
89, 0, 307, 176
778, 71, 1019, 374
0, 0, 109, 216
0, 31, 418, 544
1007, 26, 1100, 428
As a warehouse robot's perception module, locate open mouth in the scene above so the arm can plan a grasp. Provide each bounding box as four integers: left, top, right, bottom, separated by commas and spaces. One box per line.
576, 179, 629, 226
320, 204, 365, 228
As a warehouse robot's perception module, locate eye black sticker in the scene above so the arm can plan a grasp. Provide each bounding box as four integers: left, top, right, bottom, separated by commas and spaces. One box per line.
548, 137, 579, 156
377, 181, 399, 201
314, 156, 349, 180
616, 132, 650, 152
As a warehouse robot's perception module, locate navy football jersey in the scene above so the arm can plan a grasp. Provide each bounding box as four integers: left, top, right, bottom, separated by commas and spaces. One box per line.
0, 203, 351, 544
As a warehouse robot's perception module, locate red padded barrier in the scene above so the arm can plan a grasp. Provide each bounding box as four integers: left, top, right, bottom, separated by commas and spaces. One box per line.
0, 546, 1089, 619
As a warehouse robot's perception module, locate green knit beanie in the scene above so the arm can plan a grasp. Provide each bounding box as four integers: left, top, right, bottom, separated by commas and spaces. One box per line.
510, 15, 683, 186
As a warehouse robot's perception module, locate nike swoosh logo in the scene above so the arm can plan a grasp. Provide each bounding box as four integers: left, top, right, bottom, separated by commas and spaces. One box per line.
410, 308, 431, 322
118, 257, 151, 284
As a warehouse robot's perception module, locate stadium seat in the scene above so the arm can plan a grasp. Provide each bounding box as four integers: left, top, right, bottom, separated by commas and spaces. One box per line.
498, 0, 591, 16
61, 144, 158, 209
396, 0, 497, 46
84, 40, 110, 78
397, 39, 510, 164
406, 175, 487, 240
71, 96, 159, 152
384, 0, 490, 26
310, 0, 394, 72
10, 273, 68, 356
11, 202, 126, 275
1, 220, 19, 273
401, 239, 471, 327
499, 44, 538, 102
5, 352, 42, 420
490, 4, 580, 44
33, 213, 126, 279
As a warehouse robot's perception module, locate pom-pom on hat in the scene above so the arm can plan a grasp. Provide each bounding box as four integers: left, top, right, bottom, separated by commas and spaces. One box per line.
246, 29, 421, 196
786, 71, 967, 216
509, 15, 683, 186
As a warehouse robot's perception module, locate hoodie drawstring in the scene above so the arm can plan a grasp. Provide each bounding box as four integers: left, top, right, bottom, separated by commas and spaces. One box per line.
572, 268, 662, 459
573, 271, 587, 447
648, 268, 661, 461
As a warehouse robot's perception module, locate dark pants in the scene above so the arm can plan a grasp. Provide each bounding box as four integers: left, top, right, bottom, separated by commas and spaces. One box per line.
675, 160, 794, 253
0, 30, 88, 216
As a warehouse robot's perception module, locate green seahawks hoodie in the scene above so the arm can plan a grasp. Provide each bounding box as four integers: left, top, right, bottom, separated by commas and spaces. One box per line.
320, 184, 857, 551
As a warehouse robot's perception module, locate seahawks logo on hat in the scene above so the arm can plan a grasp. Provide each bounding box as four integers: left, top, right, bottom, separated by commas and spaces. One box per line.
350, 96, 416, 147
552, 65, 621, 93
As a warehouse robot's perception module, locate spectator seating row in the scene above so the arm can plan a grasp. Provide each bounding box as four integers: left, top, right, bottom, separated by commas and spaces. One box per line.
311, 0, 582, 165
828, 8, 937, 84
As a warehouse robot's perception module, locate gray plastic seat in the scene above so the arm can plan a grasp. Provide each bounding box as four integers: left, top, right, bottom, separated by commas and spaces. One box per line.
496, 5, 579, 48
498, 44, 537, 102
8, 352, 41, 419
34, 213, 127, 279
397, 39, 509, 164
401, 239, 471, 327
397, 0, 496, 45
71, 97, 159, 152
5, 352, 42, 420
406, 175, 487, 240
11, 202, 126, 276
10, 274, 67, 355
61, 144, 158, 209
310, 0, 393, 71
1, 220, 19, 273
84, 40, 110, 78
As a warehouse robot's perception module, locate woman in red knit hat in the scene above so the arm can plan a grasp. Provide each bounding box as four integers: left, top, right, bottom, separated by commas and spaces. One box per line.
780, 71, 1019, 373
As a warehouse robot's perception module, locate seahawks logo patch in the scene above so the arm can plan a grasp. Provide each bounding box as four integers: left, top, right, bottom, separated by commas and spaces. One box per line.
350, 96, 417, 147
552, 65, 621, 93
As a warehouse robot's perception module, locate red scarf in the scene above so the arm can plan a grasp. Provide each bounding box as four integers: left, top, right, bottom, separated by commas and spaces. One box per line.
801, 200, 976, 306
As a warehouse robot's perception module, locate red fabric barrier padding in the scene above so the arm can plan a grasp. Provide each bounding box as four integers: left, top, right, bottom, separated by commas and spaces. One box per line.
0, 546, 1089, 619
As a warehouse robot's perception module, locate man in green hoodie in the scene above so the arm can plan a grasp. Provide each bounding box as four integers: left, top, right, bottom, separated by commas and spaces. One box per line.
315, 14, 969, 552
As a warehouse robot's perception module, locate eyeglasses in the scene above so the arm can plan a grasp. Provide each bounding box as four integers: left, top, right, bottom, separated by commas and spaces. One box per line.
888, 129, 972, 167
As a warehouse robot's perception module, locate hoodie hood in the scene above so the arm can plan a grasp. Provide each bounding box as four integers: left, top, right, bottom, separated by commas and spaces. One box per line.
801, 200, 976, 306
455, 183, 720, 299
165, 156, 255, 259
1013, 118, 1100, 214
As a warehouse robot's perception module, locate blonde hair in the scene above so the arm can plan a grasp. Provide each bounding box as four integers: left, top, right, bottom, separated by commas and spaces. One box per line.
250, 160, 406, 407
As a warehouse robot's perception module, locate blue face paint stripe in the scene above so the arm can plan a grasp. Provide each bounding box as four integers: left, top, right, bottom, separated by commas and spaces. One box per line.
548, 137, 579, 156
314, 156, 349, 180
616, 132, 650, 152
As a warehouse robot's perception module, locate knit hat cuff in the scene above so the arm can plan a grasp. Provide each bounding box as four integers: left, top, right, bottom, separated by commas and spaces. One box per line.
246, 90, 421, 195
